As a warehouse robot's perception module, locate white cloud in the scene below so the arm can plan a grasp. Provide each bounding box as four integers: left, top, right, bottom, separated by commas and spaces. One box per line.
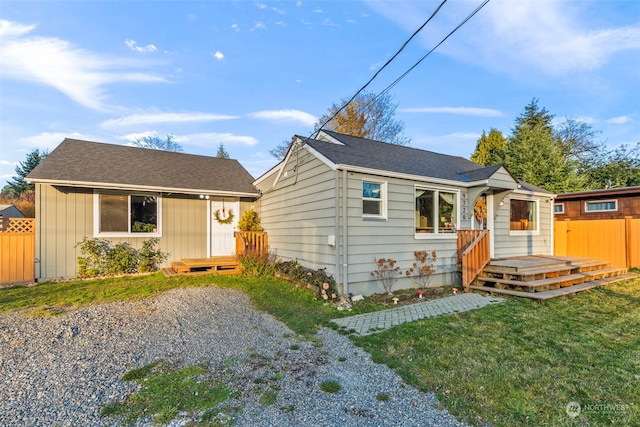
231, 23, 239, 31
19, 131, 89, 151
0, 20, 166, 111
101, 112, 239, 128
257, 3, 267, 10
607, 115, 631, 125
252, 22, 266, 30
178, 133, 259, 147
401, 107, 503, 117
120, 131, 158, 142
366, 1, 640, 76
248, 109, 317, 126
124, 39, 157, 53
213, 51, 224, 60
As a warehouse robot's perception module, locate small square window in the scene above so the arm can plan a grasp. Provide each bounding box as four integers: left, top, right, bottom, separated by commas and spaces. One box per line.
362, 181, 385, 218
554, 203, 564, 214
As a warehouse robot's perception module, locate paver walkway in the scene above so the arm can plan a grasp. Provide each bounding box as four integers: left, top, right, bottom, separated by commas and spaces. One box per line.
332, 293, 504, 336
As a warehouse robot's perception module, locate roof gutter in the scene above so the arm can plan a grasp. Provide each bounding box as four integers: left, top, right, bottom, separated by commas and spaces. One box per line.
27, 178, 259, 198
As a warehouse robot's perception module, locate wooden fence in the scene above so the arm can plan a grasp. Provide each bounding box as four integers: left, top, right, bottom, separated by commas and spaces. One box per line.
235, 231, 269, 256
457, 230, 491, 290
0, 218, 35, 285
554, 217, 639, 269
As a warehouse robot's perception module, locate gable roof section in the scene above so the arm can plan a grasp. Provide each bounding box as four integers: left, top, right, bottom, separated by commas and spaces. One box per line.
304, 130, 517, 186
27, 138, 258, 196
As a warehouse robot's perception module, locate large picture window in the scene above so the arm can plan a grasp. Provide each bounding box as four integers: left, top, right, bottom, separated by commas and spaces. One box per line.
362, 181, 386, 218
415, 188, 458, 234
510, 198, 537, 231
95, 193, 160, 236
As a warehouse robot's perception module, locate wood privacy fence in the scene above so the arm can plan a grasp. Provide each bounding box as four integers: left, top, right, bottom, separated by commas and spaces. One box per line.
0, 218, 35, 285
554, 217, 639, 269
235, 231, 269, 256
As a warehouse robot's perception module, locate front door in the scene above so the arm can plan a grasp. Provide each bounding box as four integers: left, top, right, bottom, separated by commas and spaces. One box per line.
210, 200, 239, 256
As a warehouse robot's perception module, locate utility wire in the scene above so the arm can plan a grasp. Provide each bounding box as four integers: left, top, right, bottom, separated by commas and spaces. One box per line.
378, 0, 490, 98
313, 0, 448, 137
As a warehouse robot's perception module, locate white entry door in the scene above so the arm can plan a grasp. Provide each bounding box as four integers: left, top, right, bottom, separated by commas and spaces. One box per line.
210, 200, 239, 256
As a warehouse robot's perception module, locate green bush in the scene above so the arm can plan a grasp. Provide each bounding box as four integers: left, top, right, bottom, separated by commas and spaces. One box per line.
76, 237, 167, 278
237, 209, 264, 231
238, 248, 276, 277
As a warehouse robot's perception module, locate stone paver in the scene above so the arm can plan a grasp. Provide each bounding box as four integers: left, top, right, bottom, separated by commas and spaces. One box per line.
332, 293, 504, 336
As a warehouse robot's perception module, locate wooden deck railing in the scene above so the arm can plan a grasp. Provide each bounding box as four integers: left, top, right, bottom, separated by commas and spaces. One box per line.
235, 231, 269, 256
457, 230, 490, 291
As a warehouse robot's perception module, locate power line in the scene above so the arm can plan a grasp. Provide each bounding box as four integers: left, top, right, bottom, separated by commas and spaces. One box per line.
313, 0, 448, 136
379, 0, 491, 98
313, 0, 491, 139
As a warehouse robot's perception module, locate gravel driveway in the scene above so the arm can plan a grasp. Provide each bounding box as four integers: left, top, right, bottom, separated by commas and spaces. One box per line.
0, 286, 468, 426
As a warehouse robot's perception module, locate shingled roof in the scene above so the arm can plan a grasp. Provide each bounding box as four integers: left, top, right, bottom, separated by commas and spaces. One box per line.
27, 139, 258, 196
303, 130, 504, 184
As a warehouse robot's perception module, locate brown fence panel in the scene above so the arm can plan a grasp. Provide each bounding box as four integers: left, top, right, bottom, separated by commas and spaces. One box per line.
0, 218, 36, 285
554, 218, 633, 268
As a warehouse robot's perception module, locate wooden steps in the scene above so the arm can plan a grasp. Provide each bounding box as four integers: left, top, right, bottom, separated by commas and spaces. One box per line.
162, 256, 241, 277
471, 255, 634, 300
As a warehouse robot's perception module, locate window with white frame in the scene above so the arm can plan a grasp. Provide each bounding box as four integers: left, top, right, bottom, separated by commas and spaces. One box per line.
510, 198, 537, 231
362, 181, 386, 218
95, 193, 160, 236
585, 199, 617, 212
554, 203, 564, 214
415, 188, 458, 234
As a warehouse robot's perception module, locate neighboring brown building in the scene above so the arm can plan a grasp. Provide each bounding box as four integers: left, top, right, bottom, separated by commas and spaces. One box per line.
554, 186, 640, 220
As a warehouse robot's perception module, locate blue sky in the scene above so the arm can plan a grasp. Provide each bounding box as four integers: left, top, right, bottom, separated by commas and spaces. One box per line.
1, 0, 639, 188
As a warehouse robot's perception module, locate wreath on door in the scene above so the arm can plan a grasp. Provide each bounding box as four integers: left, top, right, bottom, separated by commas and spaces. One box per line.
214, 207, 235, 225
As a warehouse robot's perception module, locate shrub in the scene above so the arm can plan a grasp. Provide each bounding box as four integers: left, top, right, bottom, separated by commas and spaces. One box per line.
137, 238, 168, 273
237, 209, 264, 231
404, 250, 437, 288
320, 380, 341, 393
371, 258, 401, 294
238, 247, 276, 277
76, 237, 168, 278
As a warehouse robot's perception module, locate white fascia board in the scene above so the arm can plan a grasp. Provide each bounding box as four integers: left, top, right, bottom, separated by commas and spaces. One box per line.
316, 131, 345, 145
29, 178, 258, 198
512, 187, 556, 198
334, 164, 487, 188
253, 161, 283, 186
303, 144, 337, 170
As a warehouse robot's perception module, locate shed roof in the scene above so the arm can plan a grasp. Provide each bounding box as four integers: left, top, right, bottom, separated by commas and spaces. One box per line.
27, 138, 258, 196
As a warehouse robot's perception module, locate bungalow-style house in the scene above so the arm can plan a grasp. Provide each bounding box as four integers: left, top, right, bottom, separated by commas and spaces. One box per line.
554, 186, 640, 220
26, 138, 258, 281
255, 131, 555, 296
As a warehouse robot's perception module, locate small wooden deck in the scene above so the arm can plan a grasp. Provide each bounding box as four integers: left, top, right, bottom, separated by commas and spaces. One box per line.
469, 255, 634, 300
161, 256, 241, 277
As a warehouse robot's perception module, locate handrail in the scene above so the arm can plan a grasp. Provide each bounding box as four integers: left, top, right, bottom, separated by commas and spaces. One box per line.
458, 230, 490, 291
235, 231, 269, 255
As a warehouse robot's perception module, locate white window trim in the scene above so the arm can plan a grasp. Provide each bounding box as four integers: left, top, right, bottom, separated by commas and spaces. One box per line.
585, 199, 618, 213
414, 186, 460, 240
509, 197, 540, 236
362, 180, 388, 220
554, 203, 565, 214
93, 191, 162, 238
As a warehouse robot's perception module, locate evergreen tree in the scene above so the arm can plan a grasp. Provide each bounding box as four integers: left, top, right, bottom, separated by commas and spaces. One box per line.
6, 148, 48, 197
470, 128, 506, 166
504, 100, 579, 193
216, 143, 230, 159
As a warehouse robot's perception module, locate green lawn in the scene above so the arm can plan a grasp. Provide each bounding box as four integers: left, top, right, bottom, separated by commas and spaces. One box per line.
353, 279, 640, 426
1, 273, 638, 426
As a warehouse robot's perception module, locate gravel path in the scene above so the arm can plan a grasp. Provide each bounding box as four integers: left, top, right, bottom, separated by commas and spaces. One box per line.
0, 287, 468, 426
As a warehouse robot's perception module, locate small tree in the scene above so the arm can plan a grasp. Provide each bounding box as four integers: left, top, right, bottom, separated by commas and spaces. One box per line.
371, 258, 401, 294
237, 209, 263, 231
216, 143, 230, 158
405, 250, 437, 288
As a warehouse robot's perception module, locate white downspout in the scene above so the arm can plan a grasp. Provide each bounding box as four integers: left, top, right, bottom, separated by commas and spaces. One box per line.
334, 168, 341, 291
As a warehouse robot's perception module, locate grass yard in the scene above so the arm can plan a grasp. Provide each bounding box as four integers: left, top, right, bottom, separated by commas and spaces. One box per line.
353, 279, 640, 426
1, 273, 638, 426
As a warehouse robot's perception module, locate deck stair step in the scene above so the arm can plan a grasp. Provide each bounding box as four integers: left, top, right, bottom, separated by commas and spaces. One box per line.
471, 255, 633, 300
163, 256, 242, 277
471, 274, 637, 300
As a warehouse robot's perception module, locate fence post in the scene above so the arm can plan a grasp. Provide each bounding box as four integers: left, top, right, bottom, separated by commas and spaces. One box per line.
625, 216, 632, 269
